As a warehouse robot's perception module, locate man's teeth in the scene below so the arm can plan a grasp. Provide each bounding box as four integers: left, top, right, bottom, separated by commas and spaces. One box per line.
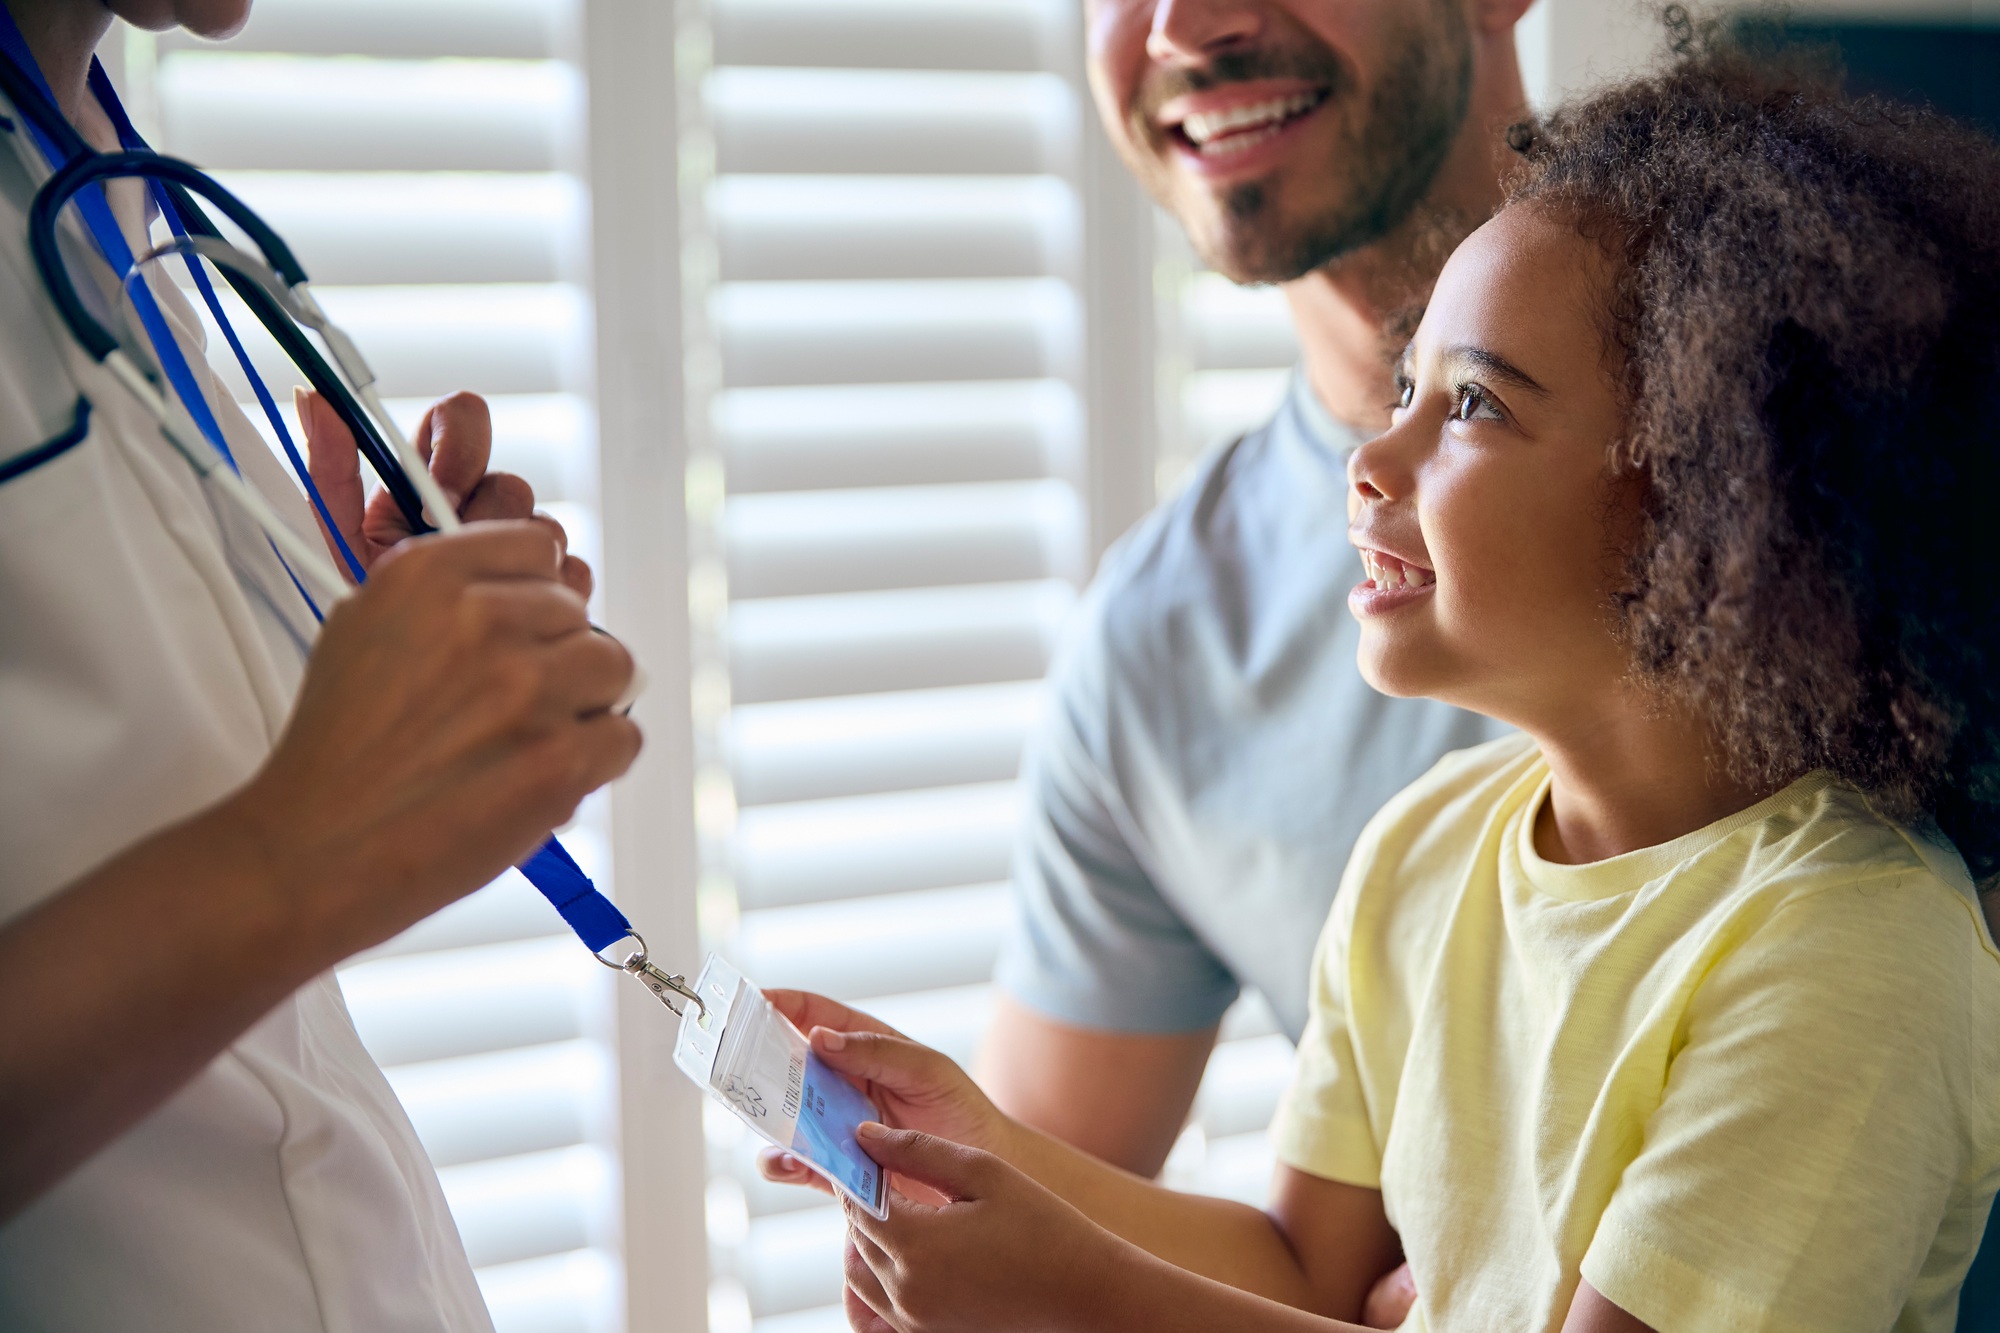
1181, 92, 1321, 149
1363, 551, 1434, 590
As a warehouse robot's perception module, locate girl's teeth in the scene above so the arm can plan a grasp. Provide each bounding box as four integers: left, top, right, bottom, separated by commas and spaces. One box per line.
1364, 551, 1433, 590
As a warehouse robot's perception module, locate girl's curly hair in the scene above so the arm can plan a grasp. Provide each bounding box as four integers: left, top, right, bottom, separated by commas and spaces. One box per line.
1507, 10, 2000, 887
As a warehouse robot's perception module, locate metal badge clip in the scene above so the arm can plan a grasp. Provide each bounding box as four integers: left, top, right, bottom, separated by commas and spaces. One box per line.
593, 930, 705, 1019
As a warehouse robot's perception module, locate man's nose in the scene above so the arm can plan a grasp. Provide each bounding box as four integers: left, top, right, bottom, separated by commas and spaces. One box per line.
1146, 0, 1264, 65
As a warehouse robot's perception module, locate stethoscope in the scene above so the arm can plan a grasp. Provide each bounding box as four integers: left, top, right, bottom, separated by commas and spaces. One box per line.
0, 44, 450, 608
0, 26, 702, 1017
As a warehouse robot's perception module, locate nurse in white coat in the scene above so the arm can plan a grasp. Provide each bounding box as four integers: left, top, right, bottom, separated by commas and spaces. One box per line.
0, 0, 640, 1327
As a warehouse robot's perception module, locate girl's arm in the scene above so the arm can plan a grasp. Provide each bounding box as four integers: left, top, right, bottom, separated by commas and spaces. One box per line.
842, 1127, 1657, 1333
1006, 1116, 1401, 1316
781, 1018, 1401, 1318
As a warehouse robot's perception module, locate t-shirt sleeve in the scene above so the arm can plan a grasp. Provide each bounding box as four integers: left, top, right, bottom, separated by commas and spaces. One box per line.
991, 577, 1240, 1035
1269, 859, 1380, 1189
1582, 875, 2000, 1333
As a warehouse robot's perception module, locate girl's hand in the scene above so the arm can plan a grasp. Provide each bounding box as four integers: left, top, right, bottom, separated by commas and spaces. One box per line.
757, 992, 1016, 1205
841, 1124, 1125, 1333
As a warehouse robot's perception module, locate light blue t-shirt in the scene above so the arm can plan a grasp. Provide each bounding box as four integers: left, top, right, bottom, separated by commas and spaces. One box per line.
994, 372, 1505, 1041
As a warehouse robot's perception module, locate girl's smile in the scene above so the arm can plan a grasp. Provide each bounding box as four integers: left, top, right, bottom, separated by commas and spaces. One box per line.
1350, 547, 1436, 617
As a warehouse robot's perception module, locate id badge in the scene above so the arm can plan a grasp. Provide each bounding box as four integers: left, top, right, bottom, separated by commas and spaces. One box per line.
674, 954, 890, 1220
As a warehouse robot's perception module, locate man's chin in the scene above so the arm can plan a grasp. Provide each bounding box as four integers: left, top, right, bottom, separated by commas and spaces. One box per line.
1186, 220, 1325, 287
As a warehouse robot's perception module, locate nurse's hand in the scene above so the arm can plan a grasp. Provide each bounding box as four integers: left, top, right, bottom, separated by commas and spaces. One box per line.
756, 995, 1018, 1206
298, 388, 593, 598
233, 520, 638, 959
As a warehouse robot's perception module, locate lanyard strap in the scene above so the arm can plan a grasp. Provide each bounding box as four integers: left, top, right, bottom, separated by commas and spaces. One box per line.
0, 22, 637, 958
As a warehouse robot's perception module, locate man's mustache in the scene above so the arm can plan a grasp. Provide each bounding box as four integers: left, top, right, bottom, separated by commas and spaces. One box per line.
1133, 46, 1352, 126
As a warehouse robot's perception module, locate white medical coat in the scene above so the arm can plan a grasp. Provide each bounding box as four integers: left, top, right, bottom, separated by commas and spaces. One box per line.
0, 93, 491, 1331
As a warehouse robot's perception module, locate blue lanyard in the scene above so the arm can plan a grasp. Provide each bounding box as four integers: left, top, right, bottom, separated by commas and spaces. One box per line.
0, 20, 636, 957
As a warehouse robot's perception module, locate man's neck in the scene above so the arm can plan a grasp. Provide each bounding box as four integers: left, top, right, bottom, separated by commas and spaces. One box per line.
1282, 31, 1529, 435
4, 0, 114, 122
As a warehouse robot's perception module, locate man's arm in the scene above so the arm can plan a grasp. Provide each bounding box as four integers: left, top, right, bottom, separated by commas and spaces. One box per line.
977, 993, 1216, 1177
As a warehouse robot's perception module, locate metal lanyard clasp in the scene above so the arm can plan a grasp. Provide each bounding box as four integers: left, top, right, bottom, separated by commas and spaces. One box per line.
594, 931, 705, 1019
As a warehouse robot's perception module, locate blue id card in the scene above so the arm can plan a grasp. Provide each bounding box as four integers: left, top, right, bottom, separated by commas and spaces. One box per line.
673, 954, 889, 1219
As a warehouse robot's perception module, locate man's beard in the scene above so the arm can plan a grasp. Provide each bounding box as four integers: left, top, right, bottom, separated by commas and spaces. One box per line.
1132, 0, 1475, 284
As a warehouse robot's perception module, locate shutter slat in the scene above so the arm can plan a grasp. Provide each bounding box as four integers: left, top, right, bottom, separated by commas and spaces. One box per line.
1182, 1131, 1277, 1208
476, 1249, 616, 1333
724, 681, 1037, 806
740, 1206, 845, 1317
339, 937, 601, 1067
844, 984, 993, 1068
1192, 1034, 1295, 1141
158, 0, 570, 60
349, 875, 567, 964
1182, 368, 1290, 454
754, 1307, 847, 1333
1184, 272, 1297, 370
723, 480, 1085, 599
713, 278, 1080, 388
436, 1145, 612, 1269
726, 579, 1071, 705
159, 55, 581, 172
712, 175, 1075, 282
708, 68, 1076, 176
387, 1040, 607, 1169
731, 782, 1017, 910
711, 0, 1061, 72
215, 172, 585, 286
729, 882, 1012, 999
199, 284, 589, 402
717, 380, 1081, 494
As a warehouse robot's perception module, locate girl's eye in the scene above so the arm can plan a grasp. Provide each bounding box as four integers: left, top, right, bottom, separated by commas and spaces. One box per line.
1453, 384, 1503, 423
1393, 375, 1415, 412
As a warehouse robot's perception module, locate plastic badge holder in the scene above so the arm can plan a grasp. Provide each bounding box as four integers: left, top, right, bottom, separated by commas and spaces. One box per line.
674, 954, 889, 1220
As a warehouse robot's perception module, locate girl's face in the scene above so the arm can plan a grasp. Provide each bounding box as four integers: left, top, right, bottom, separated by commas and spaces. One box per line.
1347, 204, 1636, 725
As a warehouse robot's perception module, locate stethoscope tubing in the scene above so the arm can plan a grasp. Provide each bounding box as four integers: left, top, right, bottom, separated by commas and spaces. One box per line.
25, 149, 438, 537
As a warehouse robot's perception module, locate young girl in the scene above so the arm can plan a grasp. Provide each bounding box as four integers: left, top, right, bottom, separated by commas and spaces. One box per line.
761, 29, 2000, 1332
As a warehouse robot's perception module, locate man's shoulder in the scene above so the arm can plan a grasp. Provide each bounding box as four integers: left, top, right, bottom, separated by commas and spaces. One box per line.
1076, 412, 1349, 665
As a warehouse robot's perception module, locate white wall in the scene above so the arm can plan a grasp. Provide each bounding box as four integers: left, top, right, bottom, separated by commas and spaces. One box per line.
1519, 0, 1664, 111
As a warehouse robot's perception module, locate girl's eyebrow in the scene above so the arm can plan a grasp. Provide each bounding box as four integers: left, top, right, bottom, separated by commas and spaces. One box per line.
1446, 345, 1551, 397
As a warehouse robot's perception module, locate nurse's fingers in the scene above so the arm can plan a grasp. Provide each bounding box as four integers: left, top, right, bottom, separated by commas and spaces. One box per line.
539, 623, 636, 718
372, 520, 564, 586
298, 388, 367, 556
416, 392, 495, 511
457, 471, 536, 525
558, 553, 593, 602
558, 709, 644, 797
454, 579, 591, 644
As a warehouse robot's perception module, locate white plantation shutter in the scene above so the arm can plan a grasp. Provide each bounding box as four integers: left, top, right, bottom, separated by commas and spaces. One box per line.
682, 2, 1116, 1329
131, 5, 639, 1330
1153, 222, 1296, 496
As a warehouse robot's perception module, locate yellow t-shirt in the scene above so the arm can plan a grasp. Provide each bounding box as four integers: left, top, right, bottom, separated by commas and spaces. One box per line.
1273, 734, 2000, 1333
